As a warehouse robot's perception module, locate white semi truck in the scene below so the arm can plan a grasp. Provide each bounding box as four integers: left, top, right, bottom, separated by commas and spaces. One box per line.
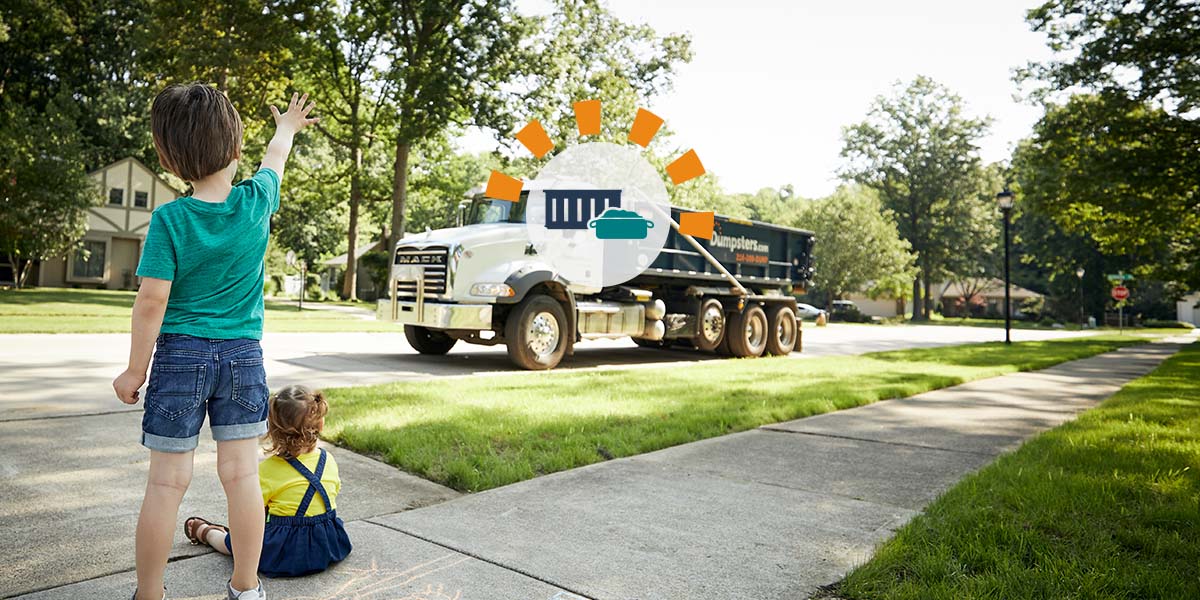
376, 181, 816, 370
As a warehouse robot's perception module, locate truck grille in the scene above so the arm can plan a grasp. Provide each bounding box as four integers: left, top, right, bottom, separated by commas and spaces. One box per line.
392, 246, 449, 297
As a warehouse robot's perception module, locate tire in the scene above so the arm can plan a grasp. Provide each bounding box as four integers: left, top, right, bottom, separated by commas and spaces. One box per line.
405, 325, 457, 355
726, 304, 768, 358
505, 294, 568, 370
715, 329, 733, 356
764, 305, 798, 356
693, 298, 726, 351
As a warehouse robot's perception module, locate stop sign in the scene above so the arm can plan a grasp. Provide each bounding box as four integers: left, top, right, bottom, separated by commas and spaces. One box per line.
1112, 285, 1129, 301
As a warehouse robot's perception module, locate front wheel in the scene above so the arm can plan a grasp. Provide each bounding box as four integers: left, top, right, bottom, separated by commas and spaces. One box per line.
693, 298, 726, 351
505, 294, 568, 370
764, 305, 798, 356
405, 325, 457, 355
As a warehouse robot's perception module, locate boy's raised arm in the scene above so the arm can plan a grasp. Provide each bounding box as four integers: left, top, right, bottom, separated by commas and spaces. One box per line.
261, 92, 319, 180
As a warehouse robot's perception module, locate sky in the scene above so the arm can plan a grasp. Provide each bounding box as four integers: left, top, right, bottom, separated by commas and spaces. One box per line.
460, 0, 1058, 199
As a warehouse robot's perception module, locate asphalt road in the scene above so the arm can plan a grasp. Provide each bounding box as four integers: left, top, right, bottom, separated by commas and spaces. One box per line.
0, 324, 1094, 422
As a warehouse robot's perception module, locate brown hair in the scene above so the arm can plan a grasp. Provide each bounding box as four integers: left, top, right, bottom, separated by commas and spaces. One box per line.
150, 83, 243, 182
265, 385, 328, 458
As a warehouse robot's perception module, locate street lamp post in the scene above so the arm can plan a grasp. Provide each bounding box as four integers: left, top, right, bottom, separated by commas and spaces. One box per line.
996, 189, 1015, 344
1076, 267, 1086, 327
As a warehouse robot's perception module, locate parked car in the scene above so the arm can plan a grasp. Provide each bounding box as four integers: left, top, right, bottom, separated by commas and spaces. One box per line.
795, 303, 825, 320
829, 299, 869, 322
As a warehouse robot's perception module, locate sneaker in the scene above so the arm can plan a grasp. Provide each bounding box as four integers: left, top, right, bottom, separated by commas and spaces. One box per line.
227, 579, 266, 600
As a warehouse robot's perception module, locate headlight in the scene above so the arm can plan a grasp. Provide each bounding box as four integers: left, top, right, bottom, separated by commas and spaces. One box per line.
470, 283, 515, 297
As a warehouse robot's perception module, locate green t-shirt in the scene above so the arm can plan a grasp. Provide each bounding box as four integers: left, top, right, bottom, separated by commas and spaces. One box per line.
136, 168, 280, 340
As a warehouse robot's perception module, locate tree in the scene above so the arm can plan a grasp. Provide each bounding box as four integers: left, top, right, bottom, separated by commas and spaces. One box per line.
300, 0, 395, 300
840, 76, 993, 319
0, 98, 99, 287
514, 0, 693, 148
797, 186, 917, 306
1024, 0, 1200, 114
1014, 94, 1200, 288
139, 0, 318, 163
1018, 1, 1200, 290
382, 0, 526, 249
1, 0, 156, 170
0, 1, 139, 286
382, 137, 500, 233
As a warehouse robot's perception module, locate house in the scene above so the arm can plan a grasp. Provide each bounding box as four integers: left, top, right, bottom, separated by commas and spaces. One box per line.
937, 279, 1042, 318
35, 157, 182, 290
321, 240, 383, 300
1177, 292, 1200, 325
843, 293, 905, 318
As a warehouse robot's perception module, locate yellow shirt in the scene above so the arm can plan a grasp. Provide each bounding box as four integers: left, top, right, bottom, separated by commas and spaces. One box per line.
259, 450, 341, 517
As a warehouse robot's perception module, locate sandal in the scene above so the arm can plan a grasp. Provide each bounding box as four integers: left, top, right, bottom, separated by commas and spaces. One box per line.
183, 516, 228, 546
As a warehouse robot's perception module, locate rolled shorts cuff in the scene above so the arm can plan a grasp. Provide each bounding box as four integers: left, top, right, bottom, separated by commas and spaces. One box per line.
211, 420, 268, 442
142, 431, 200, 453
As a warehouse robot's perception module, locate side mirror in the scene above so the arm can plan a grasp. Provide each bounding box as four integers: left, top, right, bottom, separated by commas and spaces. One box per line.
457, 201, 469, 227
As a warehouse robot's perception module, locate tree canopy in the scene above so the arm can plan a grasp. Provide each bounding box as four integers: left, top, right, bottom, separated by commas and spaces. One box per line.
798, 186, 917, 304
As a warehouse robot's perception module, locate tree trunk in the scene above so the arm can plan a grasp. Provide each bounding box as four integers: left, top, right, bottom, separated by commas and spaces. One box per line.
341, 146, 363, 301
390, 141, 411, 252
923, 277, 932, 319
17, 259, 33, 289
911, 277, 922, 321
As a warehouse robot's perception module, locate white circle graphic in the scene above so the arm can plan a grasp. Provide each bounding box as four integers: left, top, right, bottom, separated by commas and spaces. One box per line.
524, 142, 670, 289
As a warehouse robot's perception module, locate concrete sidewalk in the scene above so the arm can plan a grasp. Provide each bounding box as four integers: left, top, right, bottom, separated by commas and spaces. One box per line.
12, 342, 1184, 600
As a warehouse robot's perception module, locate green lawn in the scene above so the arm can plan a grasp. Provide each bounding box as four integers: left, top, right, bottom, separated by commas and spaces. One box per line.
323, 335, 1148, 493
836, 342, 1200, 600
0, 287, 398, 333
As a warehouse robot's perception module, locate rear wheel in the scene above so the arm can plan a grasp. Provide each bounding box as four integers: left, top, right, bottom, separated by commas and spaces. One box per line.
505, 294, 568, 370
693, 298, 726, 351
405, 325, 457, 355
726, 305, 768, 358
764, 305, 798, 356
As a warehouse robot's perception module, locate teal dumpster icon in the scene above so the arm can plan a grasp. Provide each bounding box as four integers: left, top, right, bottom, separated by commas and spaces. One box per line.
588, 207, 655, 240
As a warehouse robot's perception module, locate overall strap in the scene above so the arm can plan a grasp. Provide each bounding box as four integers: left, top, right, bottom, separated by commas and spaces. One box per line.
285, 449, 333, 517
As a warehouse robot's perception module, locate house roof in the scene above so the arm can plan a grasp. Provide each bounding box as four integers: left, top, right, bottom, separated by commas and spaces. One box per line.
937, 279, 1041, 300
323, 241, 383, 267
88, 156, 186, 194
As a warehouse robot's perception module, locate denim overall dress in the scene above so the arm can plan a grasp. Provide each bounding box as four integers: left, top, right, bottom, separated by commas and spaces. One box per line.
258, 449, 353, 577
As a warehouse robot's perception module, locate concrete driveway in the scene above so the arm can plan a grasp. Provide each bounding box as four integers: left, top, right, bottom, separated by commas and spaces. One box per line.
0, 324, 1092, 422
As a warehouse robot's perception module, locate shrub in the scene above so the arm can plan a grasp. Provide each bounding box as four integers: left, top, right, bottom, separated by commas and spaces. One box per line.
1141, 319, 1195, 329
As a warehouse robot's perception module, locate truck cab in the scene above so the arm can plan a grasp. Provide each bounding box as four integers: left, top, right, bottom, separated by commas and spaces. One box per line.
378, 180, 815, 370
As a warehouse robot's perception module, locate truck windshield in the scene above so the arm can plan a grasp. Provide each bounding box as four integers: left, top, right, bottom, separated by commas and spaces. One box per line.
466, 195, 526, 225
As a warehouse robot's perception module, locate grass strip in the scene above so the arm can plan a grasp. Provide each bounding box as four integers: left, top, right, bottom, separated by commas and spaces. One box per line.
323, 336, 1145, 493
0, 288, 395, 333
837, 341, 1200, 600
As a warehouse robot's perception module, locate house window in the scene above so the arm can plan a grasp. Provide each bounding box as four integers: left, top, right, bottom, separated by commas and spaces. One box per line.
134, 191, 149, 208
108, 188, 124, 206
72, 240, 106, 279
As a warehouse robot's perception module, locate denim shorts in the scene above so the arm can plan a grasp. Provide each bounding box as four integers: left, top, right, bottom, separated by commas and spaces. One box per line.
141, 333, 270, 453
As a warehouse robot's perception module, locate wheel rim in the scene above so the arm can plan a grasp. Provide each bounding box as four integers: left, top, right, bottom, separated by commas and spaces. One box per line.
701, 305, 724, 344
775, 312, 796, 349
746, 312, 766, 350
527, 311, 561, 360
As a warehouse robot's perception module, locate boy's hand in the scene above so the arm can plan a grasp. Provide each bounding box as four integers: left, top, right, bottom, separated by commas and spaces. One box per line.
113, 369, 147, 405
269, 92, 319, 134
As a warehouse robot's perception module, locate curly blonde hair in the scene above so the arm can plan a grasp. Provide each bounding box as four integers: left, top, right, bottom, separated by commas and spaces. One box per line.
265, 385, 328, 458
